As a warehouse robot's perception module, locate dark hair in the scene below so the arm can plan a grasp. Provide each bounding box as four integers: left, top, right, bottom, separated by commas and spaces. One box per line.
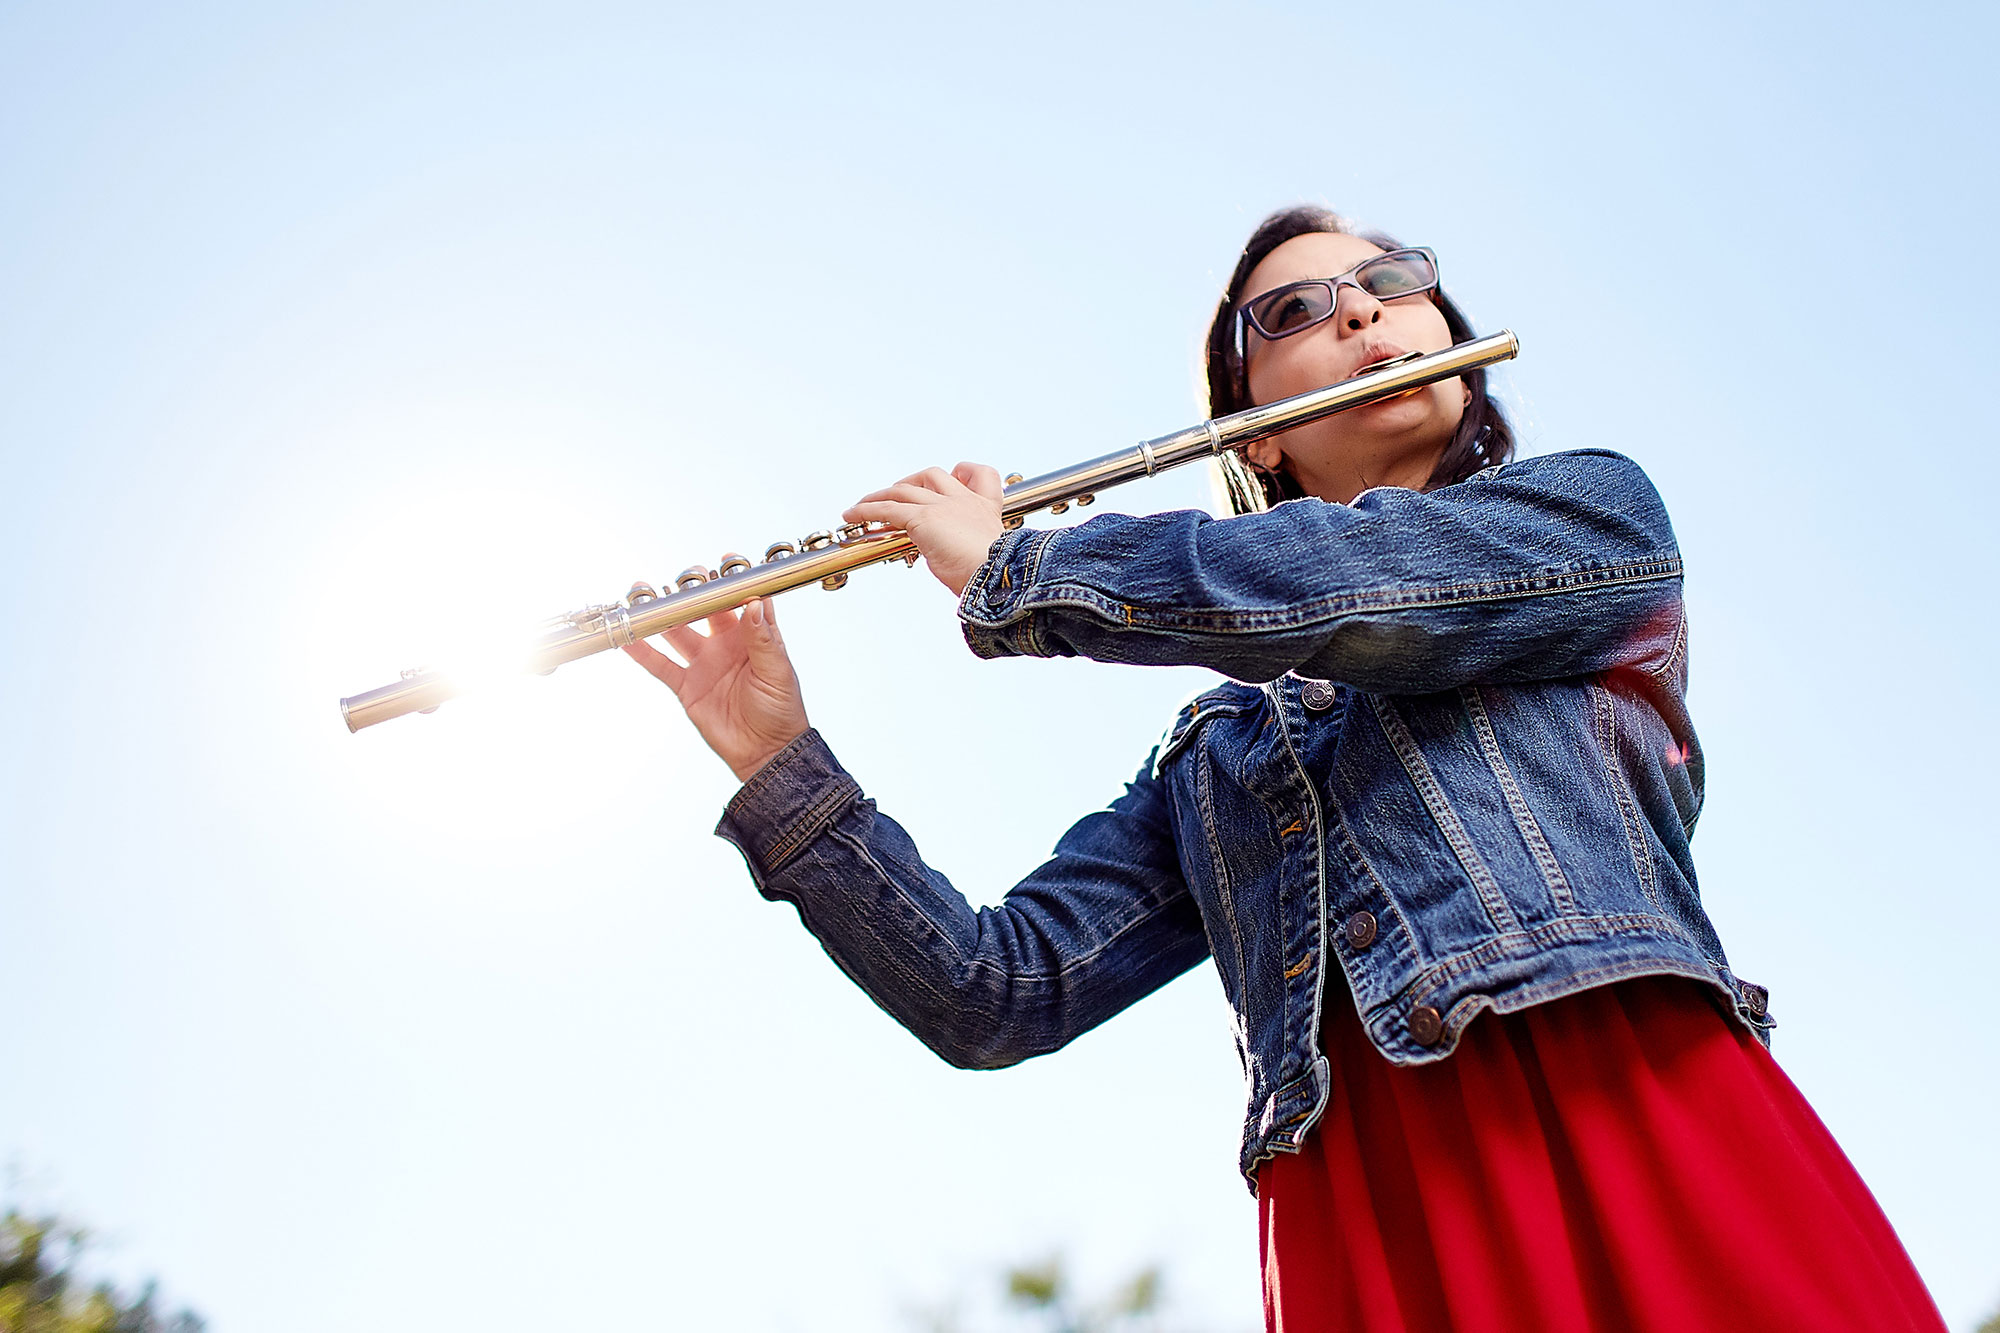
1203, 205, 1514, 505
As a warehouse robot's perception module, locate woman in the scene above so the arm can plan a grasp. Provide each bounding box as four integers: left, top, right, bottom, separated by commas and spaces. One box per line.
625, 207, 1944, 1331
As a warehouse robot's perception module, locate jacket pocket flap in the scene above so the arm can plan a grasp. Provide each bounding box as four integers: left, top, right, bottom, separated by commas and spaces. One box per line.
1155, 689, 1259, 774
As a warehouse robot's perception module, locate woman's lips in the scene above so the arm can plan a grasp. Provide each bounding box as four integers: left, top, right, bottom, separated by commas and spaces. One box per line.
1345, 344, 1411, 379
1345, 345, 1423, 399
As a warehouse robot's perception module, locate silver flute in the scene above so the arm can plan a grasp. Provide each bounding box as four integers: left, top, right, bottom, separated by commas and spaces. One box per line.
339, 330, 1519, 732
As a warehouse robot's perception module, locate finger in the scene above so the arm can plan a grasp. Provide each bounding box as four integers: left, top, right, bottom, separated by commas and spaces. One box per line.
662, 623, 708, 660
843, 499, 923, 528
868, 467, 957, 497
847, 480, 943, 511
622, 639, 687, 694
847, 471, 933, 508
704, 606, 739, 639
917, 465, 961, 495
753, 596, 783, 641
953, 461, 1006, 502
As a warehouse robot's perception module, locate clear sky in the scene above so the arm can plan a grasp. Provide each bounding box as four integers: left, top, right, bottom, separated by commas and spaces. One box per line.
3, 1, 1996, 1328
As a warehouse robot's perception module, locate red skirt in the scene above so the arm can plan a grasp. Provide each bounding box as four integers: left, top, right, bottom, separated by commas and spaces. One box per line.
1258, 976, 1944, 1332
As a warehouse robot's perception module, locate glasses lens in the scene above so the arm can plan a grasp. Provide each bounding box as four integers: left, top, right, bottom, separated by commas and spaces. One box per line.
1248, 282, 1335, 339
1357, 250, 1437, 299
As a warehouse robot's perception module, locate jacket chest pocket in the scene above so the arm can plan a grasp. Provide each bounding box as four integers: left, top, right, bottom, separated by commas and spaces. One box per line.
1155, 692, 1262, 777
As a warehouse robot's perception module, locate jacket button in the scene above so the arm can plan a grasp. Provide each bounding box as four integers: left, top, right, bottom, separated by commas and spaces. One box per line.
1344, 911, 1378, 949
1301, 679, 1337, 712
1408, 1004, 1444, 1046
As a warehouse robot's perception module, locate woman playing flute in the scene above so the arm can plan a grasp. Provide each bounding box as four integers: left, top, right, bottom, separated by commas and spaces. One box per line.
625, 205, 1944, 1331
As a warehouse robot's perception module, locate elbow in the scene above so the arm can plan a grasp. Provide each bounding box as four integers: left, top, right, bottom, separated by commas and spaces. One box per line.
897, 983, 1052, 1071
921, 1014, 1040, 1071
934, 1042, 1024, 1072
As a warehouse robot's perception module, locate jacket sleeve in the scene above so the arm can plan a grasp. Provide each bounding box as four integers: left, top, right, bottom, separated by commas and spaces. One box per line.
714, 728, 1210, 1070
956, 449, 1687, 693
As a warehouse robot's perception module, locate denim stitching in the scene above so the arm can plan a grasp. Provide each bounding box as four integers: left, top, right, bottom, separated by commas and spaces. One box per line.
1270, 681, 1335, 1144
1644, 595, 1690, 689
960, 557, 1683, 632
762, 779, 865, 871
1024, 526, 1055, 585
724, 729, 826, 811
1668, 597, 1689, 678
1461, 685, 1577, 916
1156, 694, 1256, 770
1369, 694, 1522, 936
1592, 680, 1662, 911
1376, 910, 1693, 1006
961, 530, 1025, 621
1189, 716, 1251, 998
1326, 808, 1422, 967
1407, 959, 1763, 1054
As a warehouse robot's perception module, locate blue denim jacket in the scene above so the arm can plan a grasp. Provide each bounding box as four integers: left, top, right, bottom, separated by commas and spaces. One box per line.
717, 449, 1771, 1190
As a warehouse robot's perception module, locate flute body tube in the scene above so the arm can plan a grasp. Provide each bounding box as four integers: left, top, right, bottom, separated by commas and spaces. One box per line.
339, 330, 1519, 732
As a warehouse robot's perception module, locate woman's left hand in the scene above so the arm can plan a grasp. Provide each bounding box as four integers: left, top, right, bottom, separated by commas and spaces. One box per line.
843, 462, 1006, 597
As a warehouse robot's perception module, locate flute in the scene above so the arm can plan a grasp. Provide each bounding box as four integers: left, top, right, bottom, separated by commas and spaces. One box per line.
338, 330, 1519, 732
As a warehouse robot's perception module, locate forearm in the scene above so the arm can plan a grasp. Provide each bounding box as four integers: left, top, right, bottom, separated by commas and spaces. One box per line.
956, 450, 1687, 691
715, 731, 1207, 1069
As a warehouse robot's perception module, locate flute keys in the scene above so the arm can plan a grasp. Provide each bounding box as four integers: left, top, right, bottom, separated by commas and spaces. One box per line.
1076, 493, 1094, 506
999, 475, 1028, 529
717, 553, 752, 576
839, 523, 868, 542
821, 572, 849, 591
764, 542, 796, 562
802, 530, 835, 551
626, 581, 658, 605
1048, 501, 1069, 515
675, 566, 710, 590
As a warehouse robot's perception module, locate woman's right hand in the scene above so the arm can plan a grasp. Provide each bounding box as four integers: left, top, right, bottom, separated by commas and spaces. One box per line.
622, 597, 809, 784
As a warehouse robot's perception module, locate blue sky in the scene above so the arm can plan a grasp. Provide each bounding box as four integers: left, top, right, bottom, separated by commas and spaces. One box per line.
4, 1, 1997, 1328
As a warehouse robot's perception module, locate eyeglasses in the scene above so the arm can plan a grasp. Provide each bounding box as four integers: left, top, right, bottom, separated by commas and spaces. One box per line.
1232, 247, 1440, 366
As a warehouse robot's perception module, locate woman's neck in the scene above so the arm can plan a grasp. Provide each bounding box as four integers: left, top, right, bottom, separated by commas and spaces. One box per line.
1296, 445, 1445, 505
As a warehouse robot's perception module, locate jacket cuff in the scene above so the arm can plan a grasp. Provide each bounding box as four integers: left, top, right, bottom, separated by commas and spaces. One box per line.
957, 526, 1060, 659
713, 728, 863, 884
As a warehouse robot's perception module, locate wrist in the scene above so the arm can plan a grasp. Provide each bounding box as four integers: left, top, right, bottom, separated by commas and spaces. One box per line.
730, 725, 809, 784
946, 523, 1007, 597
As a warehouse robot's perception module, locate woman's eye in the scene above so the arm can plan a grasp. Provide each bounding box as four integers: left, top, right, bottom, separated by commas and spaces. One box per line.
1363, 258, 1430, 297
1263, 290, 1322, 333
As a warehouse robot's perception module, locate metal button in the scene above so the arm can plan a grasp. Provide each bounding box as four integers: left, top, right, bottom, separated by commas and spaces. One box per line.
1300, 679, 1337, 712
1409, 1004, 1444, 1046
1344, 910, 1378, 950
1742, 982, 1769, 1018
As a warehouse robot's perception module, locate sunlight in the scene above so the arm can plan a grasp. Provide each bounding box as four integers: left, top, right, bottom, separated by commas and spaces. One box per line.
299, 448, 719, 874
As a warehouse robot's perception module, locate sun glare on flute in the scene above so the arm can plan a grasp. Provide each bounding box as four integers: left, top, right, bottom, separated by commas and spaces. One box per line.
341, 622, 552, 732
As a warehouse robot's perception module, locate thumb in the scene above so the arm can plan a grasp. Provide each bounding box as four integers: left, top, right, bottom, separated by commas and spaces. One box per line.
743, 598, 787, 662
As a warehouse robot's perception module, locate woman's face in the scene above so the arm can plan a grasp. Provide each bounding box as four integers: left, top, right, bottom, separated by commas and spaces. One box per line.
1238, 231, 1465, 503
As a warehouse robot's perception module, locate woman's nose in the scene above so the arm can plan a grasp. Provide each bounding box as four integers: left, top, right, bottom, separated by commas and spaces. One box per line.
1333, 281, 1385, 332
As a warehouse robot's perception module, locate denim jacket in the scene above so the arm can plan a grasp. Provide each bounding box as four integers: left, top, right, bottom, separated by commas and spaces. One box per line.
716, 449, 1771, 1190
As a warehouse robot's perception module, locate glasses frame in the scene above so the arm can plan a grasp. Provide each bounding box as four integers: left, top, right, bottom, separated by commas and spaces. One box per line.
1231, 246, 1442, 377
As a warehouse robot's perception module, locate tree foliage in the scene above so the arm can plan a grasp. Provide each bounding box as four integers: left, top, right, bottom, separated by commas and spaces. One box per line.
0, 1211, 203, 1333
1002, 1255, 1160, 1333
906, 1251, 1225, 1333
